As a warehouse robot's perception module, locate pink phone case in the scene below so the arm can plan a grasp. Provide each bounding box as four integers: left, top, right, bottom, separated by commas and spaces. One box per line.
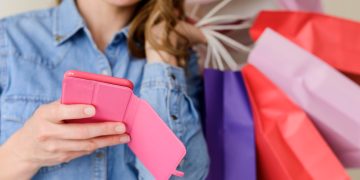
61, 70, 186, 179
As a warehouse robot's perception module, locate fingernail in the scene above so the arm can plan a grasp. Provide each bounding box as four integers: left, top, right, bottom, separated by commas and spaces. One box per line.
84, 107, 95, 116
115, 124, 125, 133
120, 135, 130, 143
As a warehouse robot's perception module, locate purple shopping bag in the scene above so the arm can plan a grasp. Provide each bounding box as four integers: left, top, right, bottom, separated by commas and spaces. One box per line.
204, 69, 256, 180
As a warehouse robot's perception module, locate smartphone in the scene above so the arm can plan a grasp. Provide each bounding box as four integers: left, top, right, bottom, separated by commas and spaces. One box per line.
61, 70, 186, 179
64, 70, 134, 89
61, 70, 134, 123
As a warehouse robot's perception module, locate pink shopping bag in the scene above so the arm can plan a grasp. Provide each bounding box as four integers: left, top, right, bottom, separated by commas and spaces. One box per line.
249, 29, 360, 168
251, 11, 360, 76
277, 0, 322, 11
242, 64, 348, 180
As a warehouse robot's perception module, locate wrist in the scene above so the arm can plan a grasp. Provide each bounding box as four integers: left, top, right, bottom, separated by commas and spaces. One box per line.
0, 136, 40, 179
145, 44, 178, 67
179, 21, 207, 45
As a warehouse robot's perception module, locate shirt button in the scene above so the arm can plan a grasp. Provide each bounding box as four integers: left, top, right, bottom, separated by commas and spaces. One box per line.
55, 35, 63, 42
171, 115, 178, 121
101, 70, 110, 76
96, 152, 104, 159
180, 159, 185, 166
170, 74, 176, 80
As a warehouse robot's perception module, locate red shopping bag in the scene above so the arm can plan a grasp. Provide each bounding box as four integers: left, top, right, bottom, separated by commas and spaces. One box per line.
242, 64, 349, 180
250, 11, 360, 76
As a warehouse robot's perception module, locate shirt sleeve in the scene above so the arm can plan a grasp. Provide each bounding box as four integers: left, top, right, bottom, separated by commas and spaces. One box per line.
185, 50, 203, 114
136, 55, 209, 179
0, 19, 8, 145
140, 50, 203, 112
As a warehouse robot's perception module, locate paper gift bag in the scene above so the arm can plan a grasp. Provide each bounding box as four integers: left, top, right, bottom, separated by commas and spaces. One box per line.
189, 0, 322, 72
242, 64, 348, 180
204, 69, 256, 180
277, 0, 322, 11
249, 29, 360, 168
250, 11, 360, 75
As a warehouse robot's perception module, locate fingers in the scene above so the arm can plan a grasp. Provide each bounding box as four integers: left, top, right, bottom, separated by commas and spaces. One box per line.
50, 134, 130, 152
54, 122, 127, 140
47, 134, 129, 163
36, 101, 95, 123
177, 21, 207, 45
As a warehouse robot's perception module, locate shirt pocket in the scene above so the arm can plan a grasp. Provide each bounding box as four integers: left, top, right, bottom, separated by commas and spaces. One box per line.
0, 95, 55, 143
0, 95, 69, 175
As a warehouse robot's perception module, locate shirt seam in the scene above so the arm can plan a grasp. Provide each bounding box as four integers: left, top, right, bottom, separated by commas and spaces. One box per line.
0, 18, 7, 144
140, 81, 186, 92
0, 18, 8, 93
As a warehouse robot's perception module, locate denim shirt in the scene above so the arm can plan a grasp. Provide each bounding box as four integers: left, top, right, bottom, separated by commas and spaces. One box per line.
0, 0, 209, 179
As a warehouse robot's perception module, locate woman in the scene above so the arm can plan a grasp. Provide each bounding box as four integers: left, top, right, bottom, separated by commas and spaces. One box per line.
0, 0, 209, 179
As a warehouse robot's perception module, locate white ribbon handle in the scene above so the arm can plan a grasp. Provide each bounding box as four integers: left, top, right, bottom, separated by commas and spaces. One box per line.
205, 27, 251, 52
189, 3, 200, 19
203, 28, 247, 71
205, 21, 251, 31
197, 15, 244, 27
193, 0, 252, 71
197, 0, 233, 26
203, 30, 225, 70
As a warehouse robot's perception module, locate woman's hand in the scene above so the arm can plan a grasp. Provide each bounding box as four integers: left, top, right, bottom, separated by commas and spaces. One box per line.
0, 101, 129, 179
146, 21, 206, 66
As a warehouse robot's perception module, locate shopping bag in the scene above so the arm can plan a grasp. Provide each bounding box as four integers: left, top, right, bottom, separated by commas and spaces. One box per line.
250, 11, 360, 75
249, 28, 360, 168
197, 2, 257, 178
242, 64, 348, 180
204, 69, 256, 180
277, 0, 322, 11
189, 0, 322, 71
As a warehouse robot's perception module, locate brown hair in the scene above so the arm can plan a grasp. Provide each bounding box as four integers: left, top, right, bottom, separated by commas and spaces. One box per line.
128, 0, 189, 67
57, 0, 189, 67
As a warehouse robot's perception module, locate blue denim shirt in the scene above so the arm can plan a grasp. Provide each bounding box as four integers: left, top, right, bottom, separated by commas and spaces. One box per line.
0, 0, 209, 179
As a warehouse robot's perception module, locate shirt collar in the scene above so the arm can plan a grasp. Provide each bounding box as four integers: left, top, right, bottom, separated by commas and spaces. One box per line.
53, 0, 130, 46
53, 0, 84, 45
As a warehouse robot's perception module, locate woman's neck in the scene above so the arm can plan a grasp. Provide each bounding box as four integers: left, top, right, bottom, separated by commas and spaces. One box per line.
76, 0, 135, 52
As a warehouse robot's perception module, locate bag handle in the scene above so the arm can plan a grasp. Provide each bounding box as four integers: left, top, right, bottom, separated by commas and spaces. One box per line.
203, 30, 225, 70
203, 28, 248, 70
198, 0, 233, 25
189, 3, 200, 19
206, 21, 251, 31
194, 0, 252, 71
197, 14, 244, 27
207, 28, 251, 51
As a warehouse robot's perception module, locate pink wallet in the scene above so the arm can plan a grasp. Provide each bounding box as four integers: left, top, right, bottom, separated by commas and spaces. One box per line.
61, 70, 186, 179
